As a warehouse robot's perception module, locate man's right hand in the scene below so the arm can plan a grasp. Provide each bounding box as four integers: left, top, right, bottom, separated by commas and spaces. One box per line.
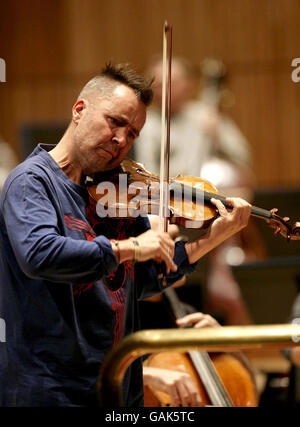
133, 229, 177, 273
112, 229, 178, 274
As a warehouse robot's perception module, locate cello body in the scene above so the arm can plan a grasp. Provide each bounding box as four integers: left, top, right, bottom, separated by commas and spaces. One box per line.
142, 287, 258, 407
143, 351, 258, 407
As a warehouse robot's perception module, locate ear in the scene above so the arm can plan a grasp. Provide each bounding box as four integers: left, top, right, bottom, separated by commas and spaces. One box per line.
72, 99, 87, 124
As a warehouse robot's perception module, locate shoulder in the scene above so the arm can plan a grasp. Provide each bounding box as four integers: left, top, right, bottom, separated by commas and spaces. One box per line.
1, 147, 57, 202
5, 154, 50, 183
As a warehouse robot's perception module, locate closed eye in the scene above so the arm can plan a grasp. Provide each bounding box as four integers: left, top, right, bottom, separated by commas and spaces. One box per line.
108, 117, 123, 127
108, 116, 137, 140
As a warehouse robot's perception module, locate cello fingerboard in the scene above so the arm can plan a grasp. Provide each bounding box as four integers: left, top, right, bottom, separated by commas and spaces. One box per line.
164, 288, 233, 407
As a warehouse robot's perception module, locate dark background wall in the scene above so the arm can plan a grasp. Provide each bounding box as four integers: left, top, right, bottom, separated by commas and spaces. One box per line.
0, 0, 300, 188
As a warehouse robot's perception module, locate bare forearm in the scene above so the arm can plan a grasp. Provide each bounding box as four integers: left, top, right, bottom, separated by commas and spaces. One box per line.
185, 229, 228, 264
185, 197, 251, 264
184, 219, 238, 264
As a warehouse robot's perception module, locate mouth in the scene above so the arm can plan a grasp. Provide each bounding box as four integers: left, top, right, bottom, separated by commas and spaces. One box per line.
99, 148, 117, 159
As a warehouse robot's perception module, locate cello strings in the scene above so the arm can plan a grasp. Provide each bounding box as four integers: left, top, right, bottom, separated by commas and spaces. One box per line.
164, 287, 233, 406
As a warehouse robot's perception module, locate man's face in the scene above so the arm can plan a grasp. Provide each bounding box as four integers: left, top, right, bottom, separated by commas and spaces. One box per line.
72, 84, 146, 175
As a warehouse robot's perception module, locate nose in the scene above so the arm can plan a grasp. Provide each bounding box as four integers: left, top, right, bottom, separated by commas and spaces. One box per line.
112, 127, 128, 148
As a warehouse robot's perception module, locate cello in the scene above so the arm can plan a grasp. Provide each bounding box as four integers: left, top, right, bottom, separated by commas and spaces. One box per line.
143, 287, 259, 407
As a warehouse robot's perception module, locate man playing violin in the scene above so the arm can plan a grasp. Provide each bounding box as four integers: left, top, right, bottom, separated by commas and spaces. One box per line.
0, 63, 251, 407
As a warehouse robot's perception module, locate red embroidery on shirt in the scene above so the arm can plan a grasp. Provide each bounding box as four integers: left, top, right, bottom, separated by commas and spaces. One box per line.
64, 215, 96, 241
69, 202, 136, 345
64, 215, 97, 294
106, 287, 126, 346
72, 282, 94, 296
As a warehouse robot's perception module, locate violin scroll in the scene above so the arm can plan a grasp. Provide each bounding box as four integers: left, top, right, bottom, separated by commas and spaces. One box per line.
268, 208, 300, 241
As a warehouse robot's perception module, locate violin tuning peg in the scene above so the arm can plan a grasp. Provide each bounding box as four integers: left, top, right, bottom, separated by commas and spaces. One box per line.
274, 225, 281, 235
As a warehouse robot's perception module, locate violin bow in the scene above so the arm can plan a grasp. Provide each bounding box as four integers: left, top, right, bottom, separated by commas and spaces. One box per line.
159, 22, 173, 284
159, 22, 172, 235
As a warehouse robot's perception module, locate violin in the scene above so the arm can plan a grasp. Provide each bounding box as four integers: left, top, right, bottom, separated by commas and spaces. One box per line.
87, 157, 300, 241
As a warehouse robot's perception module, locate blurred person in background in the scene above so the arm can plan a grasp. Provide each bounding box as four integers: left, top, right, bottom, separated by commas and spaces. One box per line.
135, 56, 265, 326
134, 56, 252, 178
134, 56, 207, 177
195, 58, 265, 325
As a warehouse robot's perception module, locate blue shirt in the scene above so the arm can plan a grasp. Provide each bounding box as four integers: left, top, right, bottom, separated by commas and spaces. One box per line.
0, 144, 196, 407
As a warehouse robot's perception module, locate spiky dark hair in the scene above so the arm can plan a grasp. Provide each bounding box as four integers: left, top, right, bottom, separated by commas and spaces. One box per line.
99, 62, 153, 106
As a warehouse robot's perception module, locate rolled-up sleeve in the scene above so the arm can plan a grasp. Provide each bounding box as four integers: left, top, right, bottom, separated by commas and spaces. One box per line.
135, 240, 198, 300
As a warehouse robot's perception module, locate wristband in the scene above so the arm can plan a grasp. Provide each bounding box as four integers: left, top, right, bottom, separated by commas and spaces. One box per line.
130, 237, 140, 263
